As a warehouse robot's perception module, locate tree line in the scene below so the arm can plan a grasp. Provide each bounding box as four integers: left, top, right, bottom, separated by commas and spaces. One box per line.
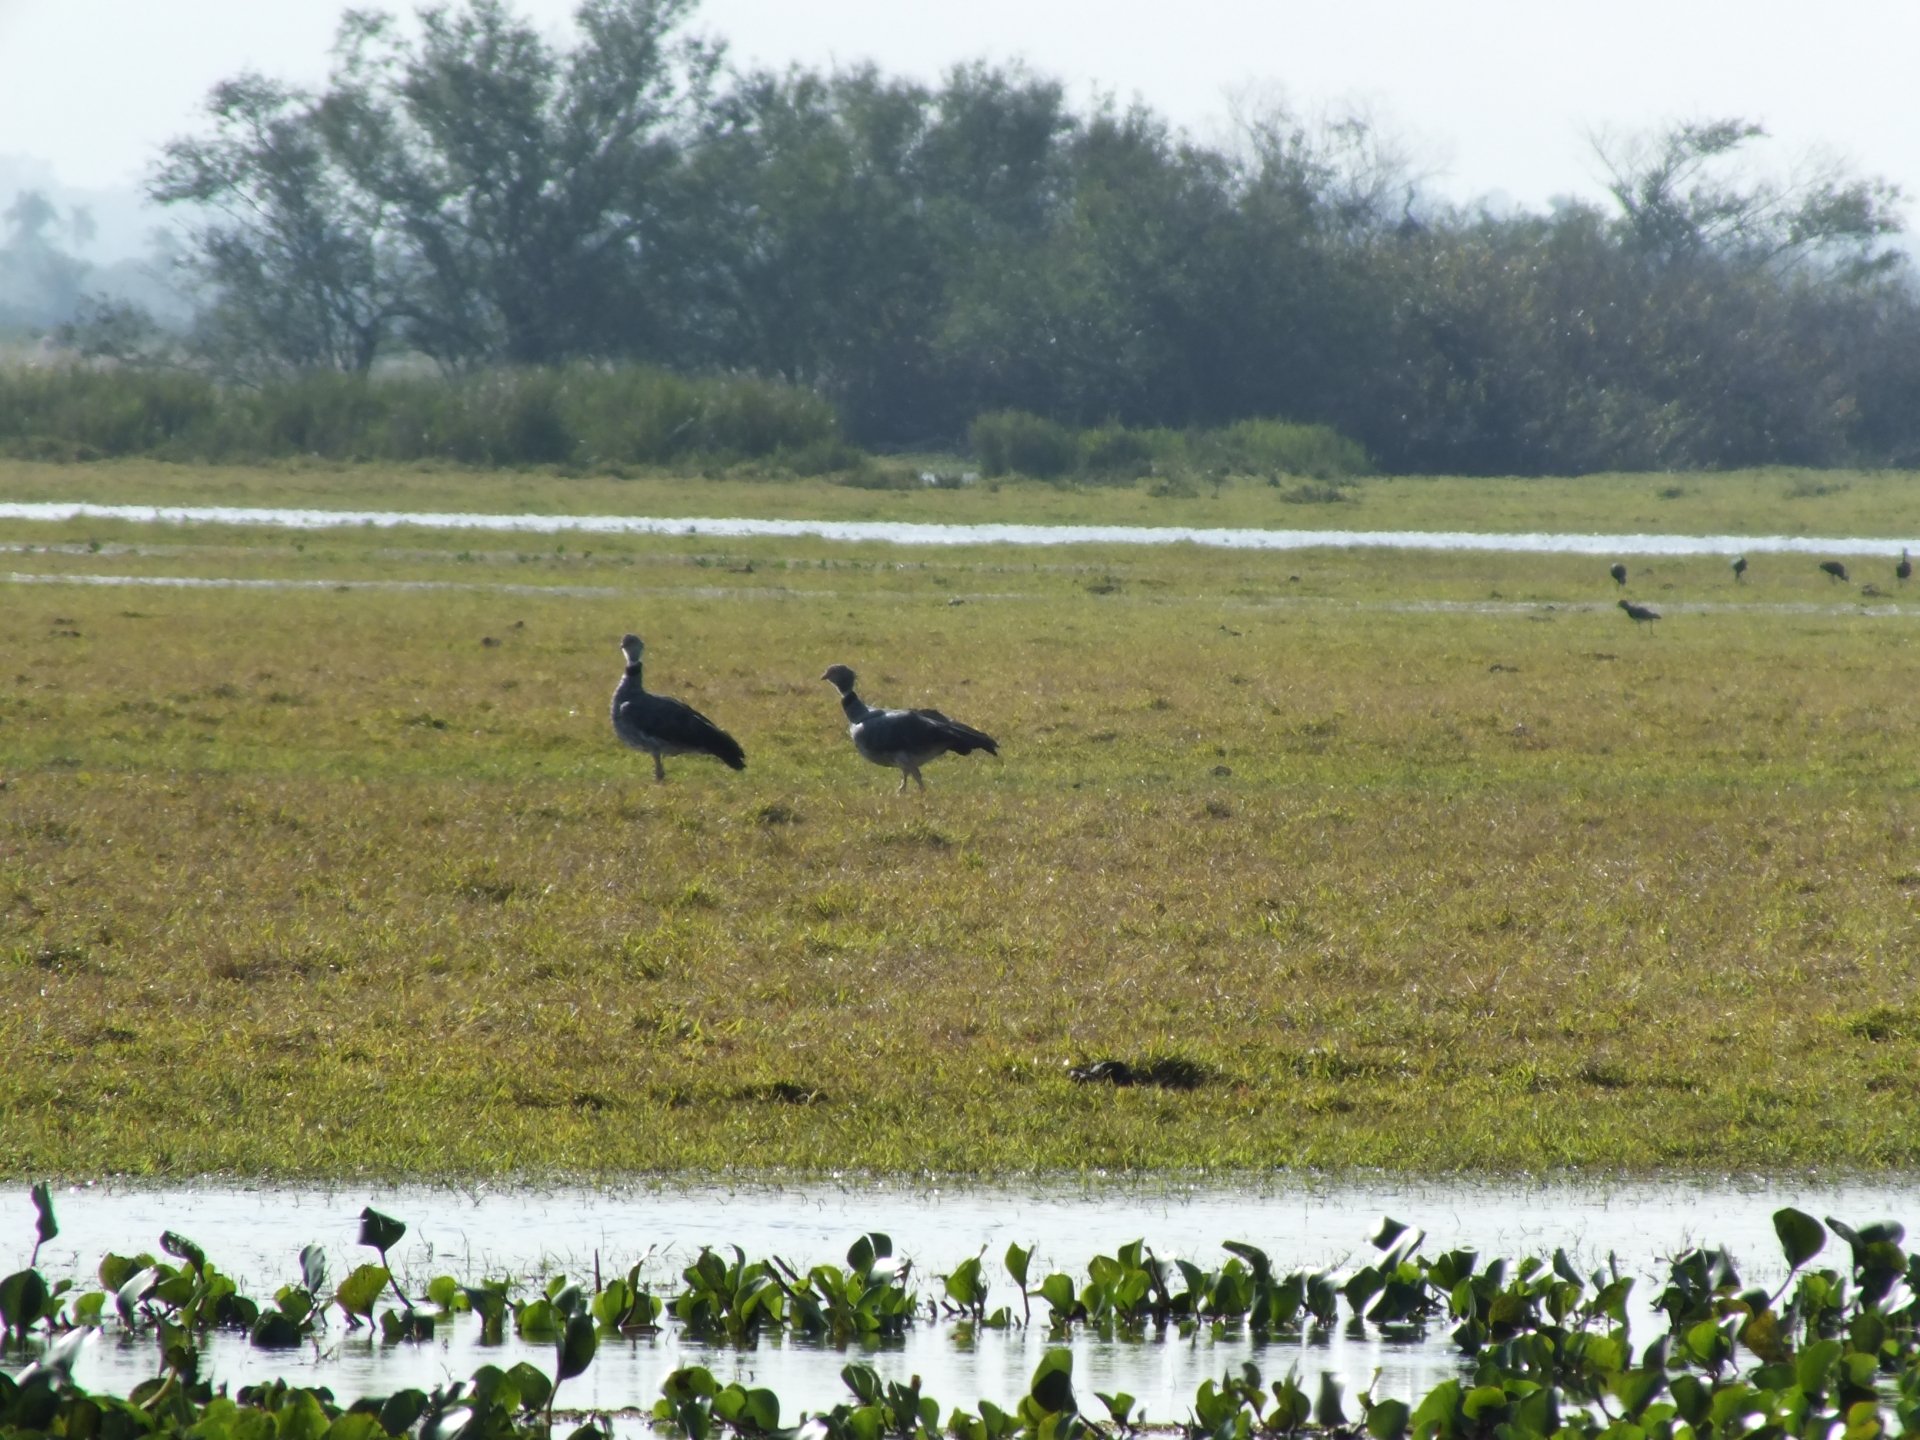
100, 0, 1920, 475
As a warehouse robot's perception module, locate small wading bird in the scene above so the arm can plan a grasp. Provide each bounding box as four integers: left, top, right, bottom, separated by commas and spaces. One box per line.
1731, 555, 1748, 582
1899, 549, 1912, 584
611, 634, 745, 782
1618, 598, 1661, 631
1820, 560, 1850, 583
1609, 562, 1628, 587
820, 663, 998, 793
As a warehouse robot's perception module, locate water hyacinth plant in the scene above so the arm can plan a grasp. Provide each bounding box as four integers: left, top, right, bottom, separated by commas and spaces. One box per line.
9, 1189, 1920, 1437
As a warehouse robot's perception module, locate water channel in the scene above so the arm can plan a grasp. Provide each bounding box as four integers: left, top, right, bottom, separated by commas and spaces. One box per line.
1, 500, 1914, 556
8, 1177, 1916, 1419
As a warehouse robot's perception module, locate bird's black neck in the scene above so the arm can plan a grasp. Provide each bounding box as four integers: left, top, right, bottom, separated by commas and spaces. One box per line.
837, 688, 869, 723
624, 662, 644, 683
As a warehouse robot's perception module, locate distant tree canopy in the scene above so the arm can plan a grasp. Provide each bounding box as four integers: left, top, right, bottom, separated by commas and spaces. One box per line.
145, 0, 1920, 474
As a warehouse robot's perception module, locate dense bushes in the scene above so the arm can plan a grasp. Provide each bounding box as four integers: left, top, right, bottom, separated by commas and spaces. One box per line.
972, 409, 1370, 483
970, 410, 1080, 479
0, 364, 1376, 490
0, 365, 842, 468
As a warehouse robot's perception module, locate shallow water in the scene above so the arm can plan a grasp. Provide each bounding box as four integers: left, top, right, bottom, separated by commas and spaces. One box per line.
2, 500, 1913, 556
9, 1177, 1916, 1418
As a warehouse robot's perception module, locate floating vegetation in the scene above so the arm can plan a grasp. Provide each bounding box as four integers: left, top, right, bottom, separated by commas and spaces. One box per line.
8, 1191, 1920, 1437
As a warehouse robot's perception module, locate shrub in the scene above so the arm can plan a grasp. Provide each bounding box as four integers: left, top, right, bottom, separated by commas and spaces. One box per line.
0, 366, 220, 457
1080, 424, 1183, 483
1193, 418, 1371, 480
969, 410, 1078, 479
0, 362, 841, 470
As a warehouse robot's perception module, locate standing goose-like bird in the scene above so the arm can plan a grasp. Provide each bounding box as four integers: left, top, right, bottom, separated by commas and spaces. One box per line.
1898, 549, 1912, 584
1731, 555, 1748, 582
1617, 598, 1661, 631
1820, 560, 1851, 584
611, 634, 745, 781
1609, 562, 1628, 587
821, 663, 998, 793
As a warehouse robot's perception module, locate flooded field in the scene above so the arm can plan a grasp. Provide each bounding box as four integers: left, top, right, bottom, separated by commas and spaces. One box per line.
11, 1177, 1915, 1418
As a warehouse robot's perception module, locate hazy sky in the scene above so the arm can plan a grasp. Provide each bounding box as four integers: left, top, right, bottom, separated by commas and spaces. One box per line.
4, 0, 1918, 222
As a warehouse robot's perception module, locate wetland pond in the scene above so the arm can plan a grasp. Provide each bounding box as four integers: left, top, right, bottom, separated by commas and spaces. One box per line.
10, 1176, 1917, 1420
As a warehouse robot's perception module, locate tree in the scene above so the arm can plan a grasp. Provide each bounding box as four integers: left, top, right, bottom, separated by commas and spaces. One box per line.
321, 0, 719, 367
151, 75, 404, 377
1595, 117, 1904, 275
0, 189, 92, 327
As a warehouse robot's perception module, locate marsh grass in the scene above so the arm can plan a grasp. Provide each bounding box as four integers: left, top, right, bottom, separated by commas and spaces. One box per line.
3, 470, 1920, 1177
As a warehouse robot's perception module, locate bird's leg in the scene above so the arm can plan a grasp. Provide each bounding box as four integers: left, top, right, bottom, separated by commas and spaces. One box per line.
896, 770, 909, 795
653, 753, 666, 783
912, 768, 926, 791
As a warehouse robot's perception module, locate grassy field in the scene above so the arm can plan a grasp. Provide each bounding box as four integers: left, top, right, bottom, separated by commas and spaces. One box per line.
4, 460, 1920, 1179
7, 455, 1920, 538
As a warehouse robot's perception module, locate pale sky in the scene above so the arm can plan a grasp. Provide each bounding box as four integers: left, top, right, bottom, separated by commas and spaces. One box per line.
3, 0, 1917, 236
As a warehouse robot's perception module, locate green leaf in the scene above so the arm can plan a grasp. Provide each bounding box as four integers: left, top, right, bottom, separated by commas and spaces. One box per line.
1369, 1217, 1409, 1250
1038, 1273, 1076, 1316
1797, 1338, 1843, 1394
358, 1208, 406, 1255
1461, 1386, 1507, 1422
378, 1390, 428, 1435
0, 1269, 50, 1334
114, 1267, 157, 1325
1610, 1367, 1666, 1419
508, 1362, 552, 1412
556, 1312, 597, 1383
714, 1385, 781, 1432
300, 1245, 328, 1295
335, 1264, 389, 1322
1315, 1374, 1347, 1427
98, 1253, 144, 1292
1774, 1207, 1826, 1269
277, 1391, 331, 1440
1365, 1398, 1410, 1440
1005, 1243, 1031, 1288
945, 1256, 985, 1307
1095, 1391, 1135, 1426
29, 1183, 57, 1250
251, 1310, 303, 1348
160, 1231, 206, 1275
324, 1412, 387, 1440
1029, 1348, 1076, 1415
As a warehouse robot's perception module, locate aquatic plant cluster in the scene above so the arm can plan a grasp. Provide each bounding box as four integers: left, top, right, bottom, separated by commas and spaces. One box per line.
6, 1190, 1920, 1439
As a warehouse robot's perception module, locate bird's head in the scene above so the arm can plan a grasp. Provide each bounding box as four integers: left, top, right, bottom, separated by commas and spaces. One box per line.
821, 664, 856, 693
1616, 599, 1630, 611
620, 634, 644, 665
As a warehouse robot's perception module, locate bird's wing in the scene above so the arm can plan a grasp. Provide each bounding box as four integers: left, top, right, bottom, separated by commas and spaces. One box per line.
907, 707, 999, 755
636, 693, 747, 769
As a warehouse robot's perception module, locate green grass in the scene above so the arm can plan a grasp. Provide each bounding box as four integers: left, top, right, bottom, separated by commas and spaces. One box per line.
4, 460, 1920, 1179
6, 455, 1920, 539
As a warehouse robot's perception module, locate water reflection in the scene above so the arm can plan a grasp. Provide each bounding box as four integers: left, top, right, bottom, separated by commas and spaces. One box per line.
8, 1176, 1915, 1417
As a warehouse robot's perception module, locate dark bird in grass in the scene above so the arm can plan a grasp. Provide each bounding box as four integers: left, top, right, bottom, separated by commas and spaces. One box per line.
1731, 555, 1748, 582
611, 634, 745, 782
1820, 560, 1850, 583
1899, 549, 1912, 584
1609, 562, 1628, 587
821, 663, 998, 793
1617, 598, 1661, 630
